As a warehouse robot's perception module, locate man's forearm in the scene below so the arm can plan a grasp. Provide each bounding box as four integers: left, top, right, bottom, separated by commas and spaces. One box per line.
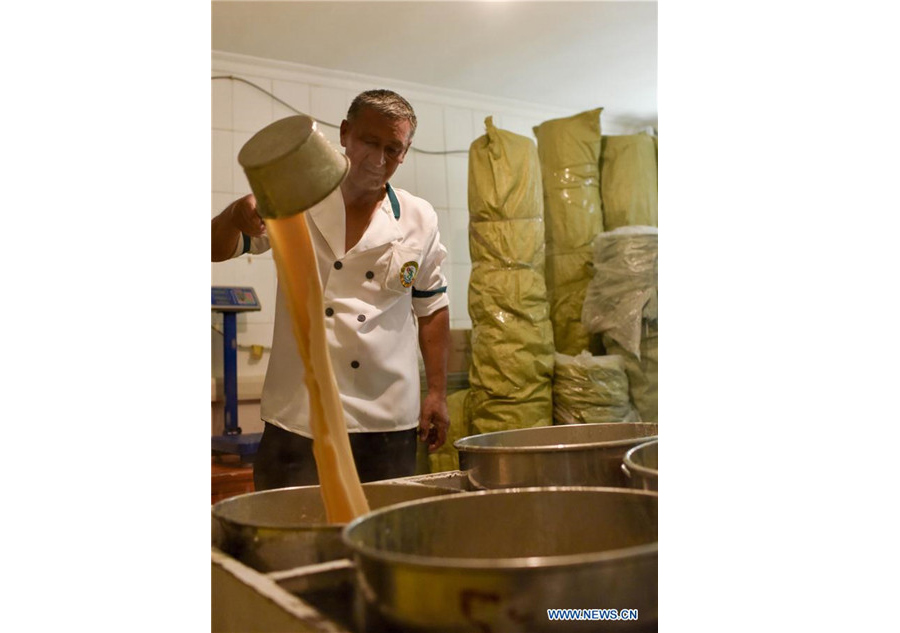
211, 201, 241, 262
418, 306, 450, 395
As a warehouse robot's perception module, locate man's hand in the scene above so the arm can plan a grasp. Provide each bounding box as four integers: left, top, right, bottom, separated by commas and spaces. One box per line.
229, 193, 266, 237
418, 391, 450, 452
417, 306, 450, 451
212, 193, 267, 261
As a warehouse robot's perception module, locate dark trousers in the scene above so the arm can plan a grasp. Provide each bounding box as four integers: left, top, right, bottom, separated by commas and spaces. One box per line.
253, 422, 418, 491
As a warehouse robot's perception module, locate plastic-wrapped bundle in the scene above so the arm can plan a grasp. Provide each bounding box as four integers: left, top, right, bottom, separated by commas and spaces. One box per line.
428, 389, 470, 473
582, 226, 658, 422
533, 108, 604, 355
600, 134, 658, 230
603, 325, 657, 423
582, 226, 658, 357
465, 117, 554, 435
553, 351, 640, 425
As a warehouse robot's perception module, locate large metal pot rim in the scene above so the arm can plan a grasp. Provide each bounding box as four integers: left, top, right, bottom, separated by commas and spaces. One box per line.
454, 426, 659, 454
212, 482, 445, 531
623, 439, 659, 480
342, 487, 658, 571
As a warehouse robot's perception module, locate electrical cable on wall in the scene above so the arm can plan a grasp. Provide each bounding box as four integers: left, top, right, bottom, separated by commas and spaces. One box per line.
212, 75, 470, 155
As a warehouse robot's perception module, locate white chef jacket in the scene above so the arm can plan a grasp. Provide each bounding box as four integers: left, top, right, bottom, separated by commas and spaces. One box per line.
231, 184, 449, 437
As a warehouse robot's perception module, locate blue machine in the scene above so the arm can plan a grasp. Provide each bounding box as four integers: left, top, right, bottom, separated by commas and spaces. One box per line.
212, 286, 263, 461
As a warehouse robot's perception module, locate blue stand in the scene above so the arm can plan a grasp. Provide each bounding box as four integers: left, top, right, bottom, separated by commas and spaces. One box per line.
212, 288, 263, 463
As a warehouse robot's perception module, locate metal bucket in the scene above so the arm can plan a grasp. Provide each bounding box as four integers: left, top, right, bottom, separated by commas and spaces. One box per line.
454, 423, 658, 490
622, 439, 658, 492
212, 482, 457, 572
238, 115, 350, 219
343, 487, 658, 632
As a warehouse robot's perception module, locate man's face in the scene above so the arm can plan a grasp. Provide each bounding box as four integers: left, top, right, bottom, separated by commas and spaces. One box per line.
340, 107, 413, 192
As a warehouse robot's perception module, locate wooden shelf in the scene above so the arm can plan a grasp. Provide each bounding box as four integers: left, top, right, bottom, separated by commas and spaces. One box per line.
212, 455, 255, 504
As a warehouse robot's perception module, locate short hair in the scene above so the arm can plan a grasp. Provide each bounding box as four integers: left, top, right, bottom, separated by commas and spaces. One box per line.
346, 89, 417, 140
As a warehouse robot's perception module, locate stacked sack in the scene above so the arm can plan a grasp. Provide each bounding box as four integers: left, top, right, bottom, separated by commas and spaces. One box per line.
582, 226, 658, 422
465, 117, 555, 435
533, 108, 604, 356
600, 132, 658, 230
553, 351, 640, 424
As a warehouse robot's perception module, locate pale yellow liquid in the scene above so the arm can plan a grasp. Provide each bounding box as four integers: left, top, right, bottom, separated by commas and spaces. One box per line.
265, 213, 370, 522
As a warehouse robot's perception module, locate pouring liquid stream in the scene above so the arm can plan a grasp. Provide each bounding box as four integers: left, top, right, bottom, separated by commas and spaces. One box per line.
265, 212, 370, 522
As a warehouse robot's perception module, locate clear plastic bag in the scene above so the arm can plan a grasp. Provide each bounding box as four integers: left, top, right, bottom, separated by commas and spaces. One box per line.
582, 226, 658, 358
602, 324, 657, 423
553, 351, 641, 425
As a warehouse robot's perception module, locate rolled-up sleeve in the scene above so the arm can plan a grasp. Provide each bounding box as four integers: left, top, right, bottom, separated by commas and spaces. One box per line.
229, 233, 272, 259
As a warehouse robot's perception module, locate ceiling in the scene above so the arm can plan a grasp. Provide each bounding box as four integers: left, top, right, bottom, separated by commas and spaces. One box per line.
211, 1, 658, 127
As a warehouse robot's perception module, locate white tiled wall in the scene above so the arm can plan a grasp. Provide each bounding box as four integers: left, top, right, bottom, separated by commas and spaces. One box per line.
211, 51, 635, 394
272, 80, 311, 120
233, 75, 275, 133
414, 152, 449, 210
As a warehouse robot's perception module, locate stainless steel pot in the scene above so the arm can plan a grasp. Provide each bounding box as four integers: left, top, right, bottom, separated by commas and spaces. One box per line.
454, 423, 658, 489
343, 487, 658, 632
622, 439, 658, 492
212, 482, 457, 572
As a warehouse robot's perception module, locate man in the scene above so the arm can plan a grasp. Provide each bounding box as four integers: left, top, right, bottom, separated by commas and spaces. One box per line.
211, 89, 450, 490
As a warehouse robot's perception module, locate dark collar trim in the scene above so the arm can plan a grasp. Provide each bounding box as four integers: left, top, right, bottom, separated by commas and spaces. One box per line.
385, 183, 400, 219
